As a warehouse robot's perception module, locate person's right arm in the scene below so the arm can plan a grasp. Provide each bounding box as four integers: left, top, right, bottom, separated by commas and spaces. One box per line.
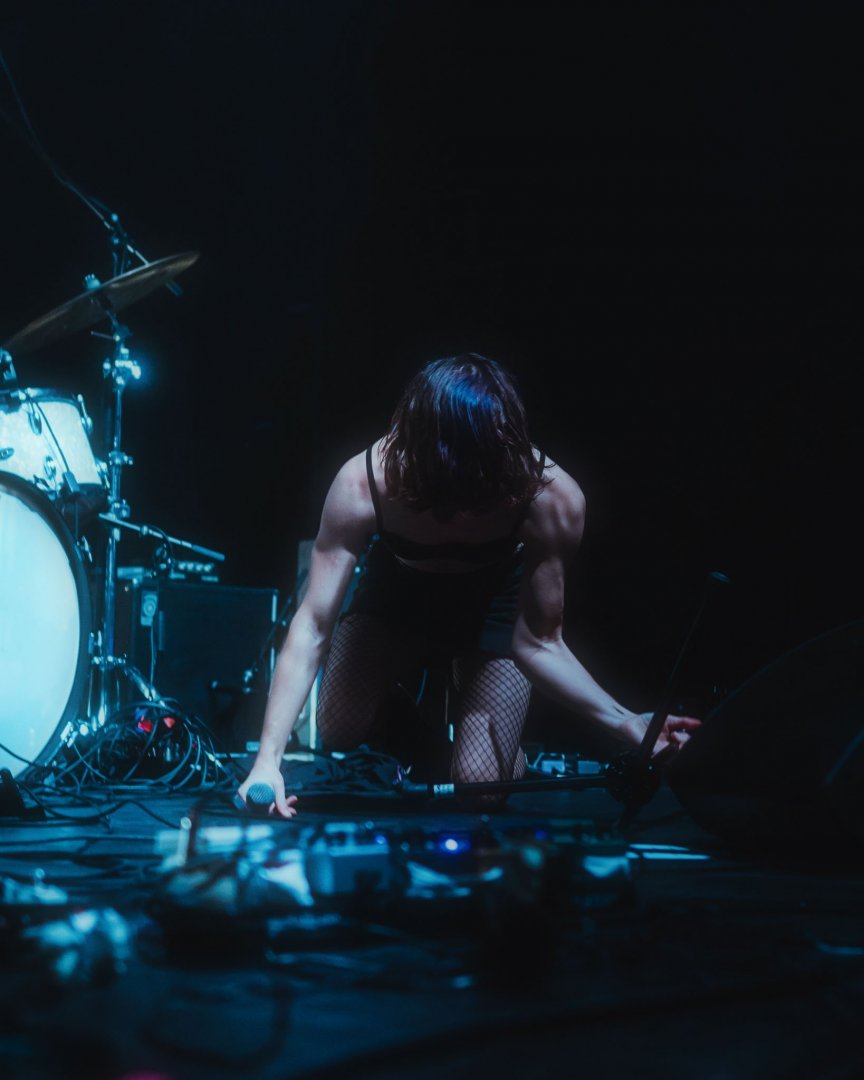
237, 453, 375, 816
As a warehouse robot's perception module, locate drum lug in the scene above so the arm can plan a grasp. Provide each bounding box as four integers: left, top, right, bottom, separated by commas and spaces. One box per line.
75, 394, 94, 436
77, 535, 93, 563
0, 447, 13, 461
89, 630, 102, 657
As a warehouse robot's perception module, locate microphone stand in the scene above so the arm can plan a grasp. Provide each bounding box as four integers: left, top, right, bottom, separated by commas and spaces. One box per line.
97, 515, 226, 565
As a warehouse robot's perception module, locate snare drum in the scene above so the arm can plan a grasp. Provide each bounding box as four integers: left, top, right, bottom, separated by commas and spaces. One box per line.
0, 473, 93, 777
0, 388, 106, 516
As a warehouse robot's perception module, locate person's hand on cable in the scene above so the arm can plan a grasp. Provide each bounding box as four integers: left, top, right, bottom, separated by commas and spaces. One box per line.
236, 762, 298, 818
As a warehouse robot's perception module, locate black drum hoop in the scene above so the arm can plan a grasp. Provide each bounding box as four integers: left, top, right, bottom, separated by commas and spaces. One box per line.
1, 386, 70, 403
0, 470, 93, 774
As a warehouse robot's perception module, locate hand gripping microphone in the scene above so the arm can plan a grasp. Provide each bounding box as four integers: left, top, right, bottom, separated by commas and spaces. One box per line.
233, 782, 275, 814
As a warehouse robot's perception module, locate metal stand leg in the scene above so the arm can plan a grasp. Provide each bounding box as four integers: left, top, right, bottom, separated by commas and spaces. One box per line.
88, 315, 162, 726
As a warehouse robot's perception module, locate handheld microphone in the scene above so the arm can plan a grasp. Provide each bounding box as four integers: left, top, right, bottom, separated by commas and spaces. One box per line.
233, 782, 276, 814
247, 782, 275, 807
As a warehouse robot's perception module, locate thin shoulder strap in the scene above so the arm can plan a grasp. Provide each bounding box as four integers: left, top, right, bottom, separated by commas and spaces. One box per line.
366, 445, 385, 534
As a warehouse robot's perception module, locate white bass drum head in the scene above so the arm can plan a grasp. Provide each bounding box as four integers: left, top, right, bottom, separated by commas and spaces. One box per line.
0, 473, 91, 777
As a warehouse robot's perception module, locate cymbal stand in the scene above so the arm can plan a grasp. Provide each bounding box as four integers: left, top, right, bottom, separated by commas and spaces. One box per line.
88, 303, 160, 726
96, 514, 226, 567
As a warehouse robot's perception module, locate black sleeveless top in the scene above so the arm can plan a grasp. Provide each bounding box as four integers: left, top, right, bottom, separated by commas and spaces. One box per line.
365, 445, 541, 565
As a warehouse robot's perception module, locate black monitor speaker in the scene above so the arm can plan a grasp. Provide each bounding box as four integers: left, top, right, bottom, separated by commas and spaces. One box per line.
668, 619, 864, 856
117, 579, 279, 752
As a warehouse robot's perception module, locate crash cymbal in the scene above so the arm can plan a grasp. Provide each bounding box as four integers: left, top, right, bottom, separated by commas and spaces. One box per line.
2, 251, 199, 355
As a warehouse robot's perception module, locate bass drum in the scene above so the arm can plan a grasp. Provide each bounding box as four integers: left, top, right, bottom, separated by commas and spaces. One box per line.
0, 472, 92, 778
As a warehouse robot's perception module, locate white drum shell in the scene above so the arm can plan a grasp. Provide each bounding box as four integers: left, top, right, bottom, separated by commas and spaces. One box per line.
0, 389, 103, 496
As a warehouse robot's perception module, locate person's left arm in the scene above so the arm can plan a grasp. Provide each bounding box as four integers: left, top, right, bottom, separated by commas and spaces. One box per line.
511, 464, 699, 754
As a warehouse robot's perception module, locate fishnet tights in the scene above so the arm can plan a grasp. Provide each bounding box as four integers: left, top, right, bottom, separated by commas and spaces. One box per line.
317, 614, 530, 783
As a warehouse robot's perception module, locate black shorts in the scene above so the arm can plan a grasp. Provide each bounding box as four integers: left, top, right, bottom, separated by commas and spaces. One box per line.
345, 539, 524, 662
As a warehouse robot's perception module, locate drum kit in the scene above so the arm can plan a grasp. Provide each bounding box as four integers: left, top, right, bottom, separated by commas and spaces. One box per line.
0, 251, 221, 780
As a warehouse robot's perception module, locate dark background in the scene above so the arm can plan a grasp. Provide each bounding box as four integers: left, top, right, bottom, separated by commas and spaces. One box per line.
1, 1, 861, 725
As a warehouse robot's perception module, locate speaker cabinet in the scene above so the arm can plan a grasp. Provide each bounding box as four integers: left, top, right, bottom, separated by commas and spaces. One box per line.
117, 579, 279, 751
668, 619, 864, 855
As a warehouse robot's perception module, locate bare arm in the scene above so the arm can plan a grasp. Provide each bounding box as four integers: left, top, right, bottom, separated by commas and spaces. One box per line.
511, 465, 642, 749
512, 464, 701, 755
238, 453, 375, 814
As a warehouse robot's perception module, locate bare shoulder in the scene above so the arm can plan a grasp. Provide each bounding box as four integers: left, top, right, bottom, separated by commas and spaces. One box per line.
523, 456, 586, 551
329, 448, 372, 502
317, 448, 377, 552
332, 437, 387, 496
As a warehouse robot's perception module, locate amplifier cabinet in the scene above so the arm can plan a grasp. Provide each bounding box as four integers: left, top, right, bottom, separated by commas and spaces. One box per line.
116, 579, 279, 751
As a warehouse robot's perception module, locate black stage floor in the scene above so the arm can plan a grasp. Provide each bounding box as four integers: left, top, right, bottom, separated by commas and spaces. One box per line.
3, 773, 864, 1080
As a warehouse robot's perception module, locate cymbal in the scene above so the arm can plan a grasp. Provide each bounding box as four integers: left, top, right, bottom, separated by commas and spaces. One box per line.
2, 251, 199, 355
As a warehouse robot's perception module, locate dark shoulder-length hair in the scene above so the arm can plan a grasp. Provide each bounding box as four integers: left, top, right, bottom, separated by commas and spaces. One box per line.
381, 353, 546, 512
